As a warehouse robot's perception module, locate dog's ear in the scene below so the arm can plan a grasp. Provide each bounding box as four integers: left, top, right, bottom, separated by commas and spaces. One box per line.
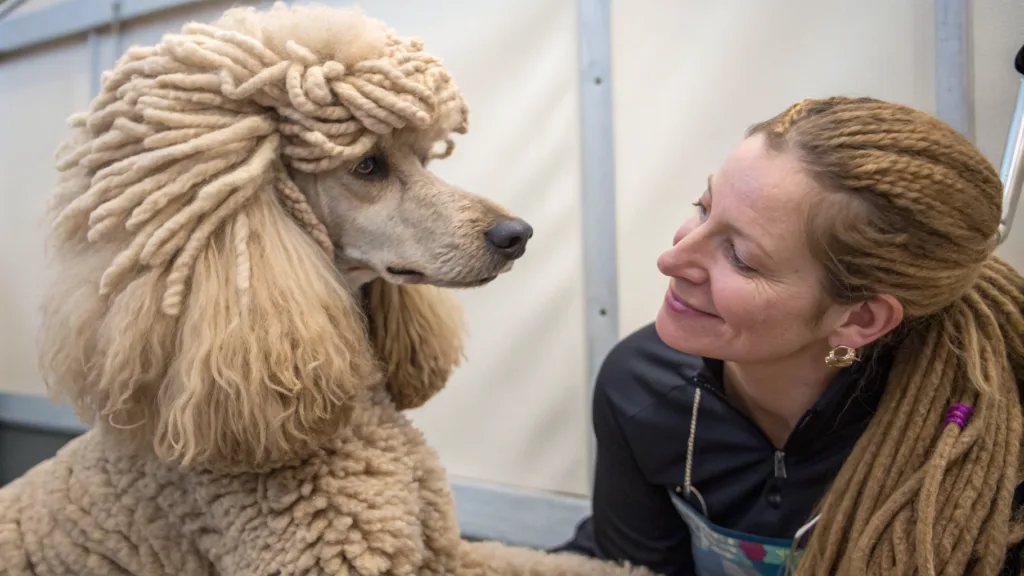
153, 187, 380, 470
40, 161, 381, 473
364, 280, 465, 410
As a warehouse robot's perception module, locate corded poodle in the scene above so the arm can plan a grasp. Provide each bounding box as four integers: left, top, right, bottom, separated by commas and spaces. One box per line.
0, 4, 653, 575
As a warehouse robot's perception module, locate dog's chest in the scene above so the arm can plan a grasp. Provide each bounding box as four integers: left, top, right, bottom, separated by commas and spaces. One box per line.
184, 405, 462, 575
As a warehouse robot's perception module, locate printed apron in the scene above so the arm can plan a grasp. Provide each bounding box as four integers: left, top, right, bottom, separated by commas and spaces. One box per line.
668, 489, 812, 576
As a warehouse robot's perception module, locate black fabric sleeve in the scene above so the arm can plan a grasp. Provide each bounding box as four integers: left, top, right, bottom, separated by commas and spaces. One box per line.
552, 350, 695, 575
1000, 482, 1024, 574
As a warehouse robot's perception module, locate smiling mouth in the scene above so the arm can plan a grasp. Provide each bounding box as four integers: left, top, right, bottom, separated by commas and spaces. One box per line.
665, 288, 719, 318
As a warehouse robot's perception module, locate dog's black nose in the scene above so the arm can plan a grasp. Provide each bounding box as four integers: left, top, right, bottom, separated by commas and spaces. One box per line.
485, 218, 533, 259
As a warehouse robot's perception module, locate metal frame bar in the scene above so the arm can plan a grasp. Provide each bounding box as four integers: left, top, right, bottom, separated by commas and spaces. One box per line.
88, 29, 103, 95
934, 0, 975, 142
0, 392, 90, 436
0, 0, 32, 22
0, 0, 206, 55
997, 77, 1024, 245
576, 0, 618, 486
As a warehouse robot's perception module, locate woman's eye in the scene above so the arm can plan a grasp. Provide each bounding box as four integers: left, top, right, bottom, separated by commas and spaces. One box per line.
689, 197, 757, 274
728, 243, 755, 274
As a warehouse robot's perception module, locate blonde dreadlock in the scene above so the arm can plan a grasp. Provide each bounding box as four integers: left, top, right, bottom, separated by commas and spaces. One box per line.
50, 1, 468, 316
747, 97, 1024, 575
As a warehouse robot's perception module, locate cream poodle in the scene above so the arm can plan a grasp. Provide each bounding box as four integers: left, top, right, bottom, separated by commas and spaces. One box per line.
0, 3, 653, 575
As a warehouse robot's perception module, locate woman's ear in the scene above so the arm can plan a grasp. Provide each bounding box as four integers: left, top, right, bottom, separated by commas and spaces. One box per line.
155, 189, 381, 472
829, 294, 905, 350
365, 279, 465, 411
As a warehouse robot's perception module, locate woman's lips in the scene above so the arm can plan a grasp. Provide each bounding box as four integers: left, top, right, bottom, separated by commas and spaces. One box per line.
664, 287, 719, 318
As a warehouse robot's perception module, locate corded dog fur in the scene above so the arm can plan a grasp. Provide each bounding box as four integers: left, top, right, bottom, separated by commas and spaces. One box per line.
0, 4, 654, 575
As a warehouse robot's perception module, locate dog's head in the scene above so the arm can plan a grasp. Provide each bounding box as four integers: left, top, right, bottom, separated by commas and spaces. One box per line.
38, 2, 529, 473
294, 128, 533, 289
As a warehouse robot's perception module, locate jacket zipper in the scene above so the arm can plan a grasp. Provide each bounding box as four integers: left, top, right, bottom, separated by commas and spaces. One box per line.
774, 450, 787, 479
692, 373, 812, 479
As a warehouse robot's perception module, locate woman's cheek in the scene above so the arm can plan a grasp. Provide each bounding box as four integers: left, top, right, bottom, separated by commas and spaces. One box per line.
709, 266, 750, 320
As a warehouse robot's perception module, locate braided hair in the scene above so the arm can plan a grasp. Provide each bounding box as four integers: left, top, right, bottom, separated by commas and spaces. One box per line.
748, 97, 1024, 574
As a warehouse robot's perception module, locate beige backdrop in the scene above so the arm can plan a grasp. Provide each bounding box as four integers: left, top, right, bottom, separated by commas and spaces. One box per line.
1, 0, 1022, 499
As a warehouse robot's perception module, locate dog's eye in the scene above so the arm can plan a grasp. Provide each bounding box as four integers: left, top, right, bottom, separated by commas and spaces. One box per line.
354, 157, 377, 174
352, 155, 386, 178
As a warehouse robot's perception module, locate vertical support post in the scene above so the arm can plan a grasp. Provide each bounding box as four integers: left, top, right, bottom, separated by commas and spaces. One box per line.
88, 29, 102, 97
87, 0, 122, 100
935, 0, 975, 141
111, 0, 123, 65
576, 0, 618, 485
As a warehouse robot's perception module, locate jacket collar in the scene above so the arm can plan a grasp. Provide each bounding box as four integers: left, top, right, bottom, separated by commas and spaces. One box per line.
688, 346, 894, 453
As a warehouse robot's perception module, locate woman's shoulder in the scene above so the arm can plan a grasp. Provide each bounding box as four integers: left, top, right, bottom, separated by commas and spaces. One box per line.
595, 322, 705, 418
605, 322, 704, 370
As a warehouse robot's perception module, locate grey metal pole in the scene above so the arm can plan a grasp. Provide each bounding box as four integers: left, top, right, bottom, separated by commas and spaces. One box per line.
87, 1, 123, 100
996, 46, 1024, 245
935, 0, 975, 142
111, 0, 122, 66
89, 29, 102, 97
576, 0, 619, 486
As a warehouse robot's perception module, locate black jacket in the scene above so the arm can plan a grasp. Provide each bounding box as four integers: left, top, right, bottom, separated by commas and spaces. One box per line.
554, 322, 1023, 576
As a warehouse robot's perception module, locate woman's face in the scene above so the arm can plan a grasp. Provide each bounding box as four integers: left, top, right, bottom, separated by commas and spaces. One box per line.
655, 134, 848, 364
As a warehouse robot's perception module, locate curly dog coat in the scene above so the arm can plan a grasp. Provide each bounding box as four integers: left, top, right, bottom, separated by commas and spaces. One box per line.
0, 4, 654, 575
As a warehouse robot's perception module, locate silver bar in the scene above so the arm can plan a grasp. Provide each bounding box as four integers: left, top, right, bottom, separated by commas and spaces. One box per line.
0, 392, 90, 435
0, 0, 207, 55
451, 477, 590, 549
111, 0, 123, 65
997, 77, 1024, 245
934, 0, 975, 141
0, 0, 30, 22
88, 28, 102, 96
577, 0, 619, 484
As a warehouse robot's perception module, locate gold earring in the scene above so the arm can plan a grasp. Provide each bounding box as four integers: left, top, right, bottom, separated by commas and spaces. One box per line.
825, 345, 858, 368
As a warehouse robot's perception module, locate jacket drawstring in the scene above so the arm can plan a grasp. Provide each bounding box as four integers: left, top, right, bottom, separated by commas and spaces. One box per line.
684, 388, 709, 517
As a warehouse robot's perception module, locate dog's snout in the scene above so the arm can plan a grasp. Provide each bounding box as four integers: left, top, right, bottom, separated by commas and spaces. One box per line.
485, 218, 533, 259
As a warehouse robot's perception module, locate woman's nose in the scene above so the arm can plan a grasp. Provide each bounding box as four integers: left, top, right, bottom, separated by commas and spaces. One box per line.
657, 227, 685, 272
656, 248, 677, 277
657, 222, 708, 283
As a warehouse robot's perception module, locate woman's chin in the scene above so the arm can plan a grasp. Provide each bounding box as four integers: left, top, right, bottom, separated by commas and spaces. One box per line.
655, 305, 716, 357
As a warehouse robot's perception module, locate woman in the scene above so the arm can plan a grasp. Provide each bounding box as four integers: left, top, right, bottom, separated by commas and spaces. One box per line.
555, 96, 1024, 575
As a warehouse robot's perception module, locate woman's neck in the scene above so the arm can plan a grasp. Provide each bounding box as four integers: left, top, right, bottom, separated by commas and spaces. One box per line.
722, 344, 841, 449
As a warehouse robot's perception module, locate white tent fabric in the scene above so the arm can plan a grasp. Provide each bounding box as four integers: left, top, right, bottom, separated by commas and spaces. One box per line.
1, 0, 1022, 502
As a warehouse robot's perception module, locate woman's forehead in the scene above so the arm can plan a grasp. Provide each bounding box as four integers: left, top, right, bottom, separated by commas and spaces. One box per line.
712, 136, 821, 253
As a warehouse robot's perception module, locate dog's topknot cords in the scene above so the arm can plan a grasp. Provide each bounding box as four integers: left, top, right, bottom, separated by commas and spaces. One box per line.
52, 5, 468, 316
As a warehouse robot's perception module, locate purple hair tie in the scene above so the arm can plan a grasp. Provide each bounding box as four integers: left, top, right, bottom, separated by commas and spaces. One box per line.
944, 403, 975, 430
